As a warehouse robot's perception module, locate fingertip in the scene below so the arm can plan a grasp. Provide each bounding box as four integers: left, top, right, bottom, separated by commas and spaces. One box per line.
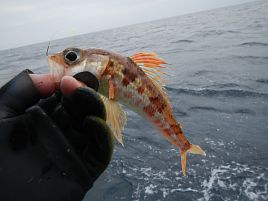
30, 74, 56, 97
60, 76, 84, 96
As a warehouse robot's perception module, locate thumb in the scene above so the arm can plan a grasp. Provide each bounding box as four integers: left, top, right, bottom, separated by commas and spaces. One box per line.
0, 70, 55, 118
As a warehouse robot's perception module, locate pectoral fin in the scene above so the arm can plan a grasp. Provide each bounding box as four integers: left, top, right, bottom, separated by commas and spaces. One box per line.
100, 95, 126, 145
108, 79, 115, 100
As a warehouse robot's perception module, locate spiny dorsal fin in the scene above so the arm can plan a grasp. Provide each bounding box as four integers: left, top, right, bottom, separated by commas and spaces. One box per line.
130, 52, 169, 104
130, 52, 167, 68
100, 95, 126, 145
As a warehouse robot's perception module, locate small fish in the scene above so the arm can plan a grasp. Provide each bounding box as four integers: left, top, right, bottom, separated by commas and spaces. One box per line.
47, 47, 206, 176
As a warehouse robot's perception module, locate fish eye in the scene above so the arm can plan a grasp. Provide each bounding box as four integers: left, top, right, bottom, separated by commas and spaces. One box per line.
64, 50, 79, 63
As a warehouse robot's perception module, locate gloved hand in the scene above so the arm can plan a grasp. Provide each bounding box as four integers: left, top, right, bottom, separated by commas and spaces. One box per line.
0, 70, 114, 201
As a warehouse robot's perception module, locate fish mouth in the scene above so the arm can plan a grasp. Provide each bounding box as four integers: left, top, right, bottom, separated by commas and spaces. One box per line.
73, 72, 99, 91
47, 55, 65, 83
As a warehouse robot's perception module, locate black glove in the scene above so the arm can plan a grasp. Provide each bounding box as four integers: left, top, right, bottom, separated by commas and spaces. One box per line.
0, 70, 114, 201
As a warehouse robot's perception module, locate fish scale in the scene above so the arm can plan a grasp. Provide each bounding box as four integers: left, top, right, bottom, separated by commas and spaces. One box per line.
112, 61, 187, 148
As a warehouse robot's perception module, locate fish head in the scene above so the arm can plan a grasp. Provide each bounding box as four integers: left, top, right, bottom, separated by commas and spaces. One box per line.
47, 47, 110, 83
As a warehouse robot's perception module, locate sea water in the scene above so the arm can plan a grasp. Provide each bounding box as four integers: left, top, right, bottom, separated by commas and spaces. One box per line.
0, 1, 267, 200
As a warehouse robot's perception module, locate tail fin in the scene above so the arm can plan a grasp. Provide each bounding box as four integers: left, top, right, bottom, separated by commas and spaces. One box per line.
180, 144, 206, 176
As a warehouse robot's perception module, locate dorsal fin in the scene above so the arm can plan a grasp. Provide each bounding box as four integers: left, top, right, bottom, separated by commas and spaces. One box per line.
130, 52, 169, 104
100, 95, 126, 145
130, 52, 167, 67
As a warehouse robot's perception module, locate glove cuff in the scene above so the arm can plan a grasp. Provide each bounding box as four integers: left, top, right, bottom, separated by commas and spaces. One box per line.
0, 70, 40, 118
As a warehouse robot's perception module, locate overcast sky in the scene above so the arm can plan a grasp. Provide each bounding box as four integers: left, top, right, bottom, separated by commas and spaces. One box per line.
0, 0, 254, 50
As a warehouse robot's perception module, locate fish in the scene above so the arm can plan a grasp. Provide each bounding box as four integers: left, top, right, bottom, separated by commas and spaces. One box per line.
47, 47, 206, 176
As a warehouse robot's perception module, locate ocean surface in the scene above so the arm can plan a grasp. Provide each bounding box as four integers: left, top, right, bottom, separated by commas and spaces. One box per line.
0, 0, 268, 200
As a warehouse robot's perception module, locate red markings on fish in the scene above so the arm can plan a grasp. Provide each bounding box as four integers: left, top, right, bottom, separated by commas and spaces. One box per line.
143, 105, 155, 116
122, 77, 130, 86
137, 86, 145, 94
149, 95, 166, 113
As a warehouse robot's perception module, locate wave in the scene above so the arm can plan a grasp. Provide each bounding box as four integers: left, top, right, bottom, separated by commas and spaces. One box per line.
191, 70, 217, 76
188, 106, 255, 115
256, 78, 268, 84
199, 162, 268, 201
206, 83, 241, 88
195, 30, 240, 37
172, 108, 188, 116
166, 87, 268, 98
239, 42, 268, 47
234, 108, 256, 115
234, 55, 268, 61
171, 39, 194, 44
188, 106, 223, 113
226, 30, 240, 34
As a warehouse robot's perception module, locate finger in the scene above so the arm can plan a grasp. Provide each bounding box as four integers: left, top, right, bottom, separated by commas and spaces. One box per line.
60, 71, 99, 96
36, 76, 85, 114
29, 74, 56, 97
60, 76, 85, 96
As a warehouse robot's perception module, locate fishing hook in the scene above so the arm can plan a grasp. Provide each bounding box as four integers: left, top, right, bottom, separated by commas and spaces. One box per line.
46, 41, 51, 56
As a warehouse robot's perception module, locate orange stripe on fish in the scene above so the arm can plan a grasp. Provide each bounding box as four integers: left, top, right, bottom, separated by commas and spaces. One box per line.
47, 47, 206, 176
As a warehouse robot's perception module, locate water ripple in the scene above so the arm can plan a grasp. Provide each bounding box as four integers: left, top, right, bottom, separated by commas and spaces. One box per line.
234, 55, 268, 61
171, 39, 194, 44
166, 87, 268, 98
239, 42, 268, 47
256, 78, 268, 84
188, 106, 256, 115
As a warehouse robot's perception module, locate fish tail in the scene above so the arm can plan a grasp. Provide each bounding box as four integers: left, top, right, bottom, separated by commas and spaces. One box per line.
180, 144, 206, 176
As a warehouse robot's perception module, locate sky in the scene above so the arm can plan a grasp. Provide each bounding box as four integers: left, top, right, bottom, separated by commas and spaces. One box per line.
0, 0, 255, 50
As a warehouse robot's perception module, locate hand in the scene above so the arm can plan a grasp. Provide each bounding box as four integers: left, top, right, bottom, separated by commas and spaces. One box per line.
0, 70, 114, 201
